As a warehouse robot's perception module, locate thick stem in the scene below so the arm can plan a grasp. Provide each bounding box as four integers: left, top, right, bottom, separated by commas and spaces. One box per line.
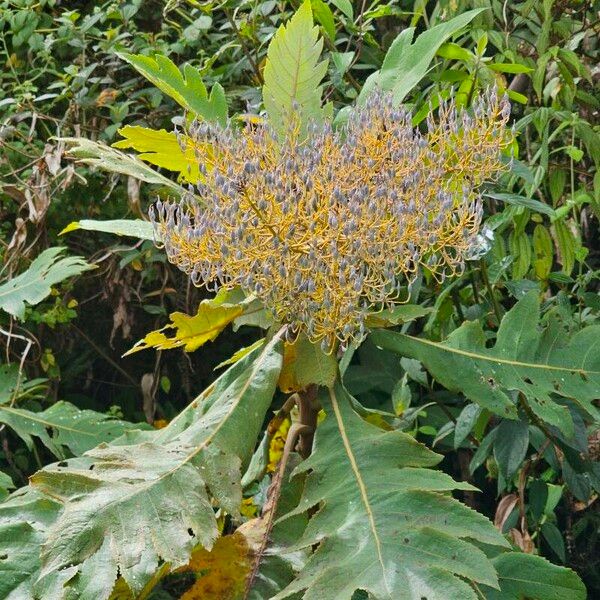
296, 384, 320, 459
243, 421, 310, 599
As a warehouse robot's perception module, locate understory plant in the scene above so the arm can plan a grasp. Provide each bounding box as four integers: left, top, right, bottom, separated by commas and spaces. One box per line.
0, 3, 595, 599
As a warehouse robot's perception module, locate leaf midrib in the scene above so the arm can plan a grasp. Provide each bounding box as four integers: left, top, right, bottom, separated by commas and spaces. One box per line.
329, 386, 392, 595
0, 406, 100, 436
392, 333, 600, 376
43, 332, 282, 513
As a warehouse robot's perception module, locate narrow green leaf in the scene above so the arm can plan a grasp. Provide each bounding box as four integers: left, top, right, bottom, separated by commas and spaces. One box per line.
484, 192, 556, 217
311, 0, 335, 40
60, 219, 155, 240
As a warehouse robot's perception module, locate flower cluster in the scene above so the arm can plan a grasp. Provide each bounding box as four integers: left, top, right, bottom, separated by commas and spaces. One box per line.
151, 89, 511, 349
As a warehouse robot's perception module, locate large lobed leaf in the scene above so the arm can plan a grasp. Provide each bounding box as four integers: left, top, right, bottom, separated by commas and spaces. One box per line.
0, 488, 62, 599
262, 0, 328, 134
118, 53, 228, 125
274, 382, 509, 600
0, 335, 283, 599
0, 247, 93, 320
371, 291, 600, 437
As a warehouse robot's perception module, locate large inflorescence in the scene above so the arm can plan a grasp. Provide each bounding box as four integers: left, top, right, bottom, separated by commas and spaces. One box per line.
151, 89, 511, 350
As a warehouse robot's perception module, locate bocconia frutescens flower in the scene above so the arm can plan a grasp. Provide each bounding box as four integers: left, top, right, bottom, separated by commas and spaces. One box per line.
151, 89, 512, 350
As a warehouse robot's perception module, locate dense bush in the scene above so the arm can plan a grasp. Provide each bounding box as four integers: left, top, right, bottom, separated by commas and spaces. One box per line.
0, 1, 598, 598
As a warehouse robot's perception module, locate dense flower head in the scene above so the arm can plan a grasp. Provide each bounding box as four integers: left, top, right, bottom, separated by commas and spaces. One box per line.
151, 89, 511, 350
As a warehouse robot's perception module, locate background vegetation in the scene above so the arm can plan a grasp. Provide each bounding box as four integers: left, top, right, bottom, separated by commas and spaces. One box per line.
0, 0, 598, 598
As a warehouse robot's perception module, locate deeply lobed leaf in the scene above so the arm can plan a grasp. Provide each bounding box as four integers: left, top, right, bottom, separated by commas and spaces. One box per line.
0, 335, 282, 599
274, 382, 508, 600
262, 0, 328, 134
372, 291, 600, 436
0, 247, 93, 320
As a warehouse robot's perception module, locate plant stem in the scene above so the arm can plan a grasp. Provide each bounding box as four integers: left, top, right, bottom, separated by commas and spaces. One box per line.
295, 384, 320, 458
243, 421, 310, 599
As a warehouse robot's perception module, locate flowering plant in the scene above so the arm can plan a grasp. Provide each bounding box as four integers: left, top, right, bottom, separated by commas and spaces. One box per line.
154, 88, 511, 350
0, 3, 591, 600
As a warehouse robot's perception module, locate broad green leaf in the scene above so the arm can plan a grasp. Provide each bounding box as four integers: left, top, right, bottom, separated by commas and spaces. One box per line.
262, 0, 328, 133
359, 9, 485, 104
60, 219, 155, 241
0, 488, 62, 599
118, 53, 227, 125
329, 0, 353, 19
112, 126, 205, 182
0, 522, 45, 598
371, 291, 600, 436
63, 137, 185, 194
278, 333, 338, 392
365, 304, 432, 328
0, 247, 93, 320
125, 298, 244, 355
275, 382, 508, 600
0, 401, 147, 457
29, 335, 283, 598
0, 470, 14, 501
484, 552, 586, 599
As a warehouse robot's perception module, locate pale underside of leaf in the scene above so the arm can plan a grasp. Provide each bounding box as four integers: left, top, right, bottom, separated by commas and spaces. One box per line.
24, 335, 283, 599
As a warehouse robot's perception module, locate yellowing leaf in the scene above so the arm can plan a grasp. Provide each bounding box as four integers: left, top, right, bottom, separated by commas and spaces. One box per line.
176, 533, 252, 600
125, 300, 243, 355
112, 126, 210, 183
267, 416, 291, 473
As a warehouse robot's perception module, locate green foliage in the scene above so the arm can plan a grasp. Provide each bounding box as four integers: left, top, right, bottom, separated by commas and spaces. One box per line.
372, 291, 600, 436
0, 0, 598, 597
276, 382, 507, 599
63, 137, 184, 193
118, 53, 228, 125
486, 552, 586, 600
262, 0, 328, 133
0, 248, 92, 320
359, 9, 485, 104
2, 336, 283, 598
0, 400, 146, 458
